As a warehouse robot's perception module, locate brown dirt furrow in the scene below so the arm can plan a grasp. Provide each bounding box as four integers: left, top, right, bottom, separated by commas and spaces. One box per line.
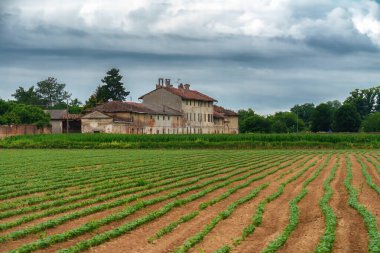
2, 158, 290, 252
331, 154, 368, 253
361, 154, 380, 186
75, 155, 312, 253
232, 155, 328, 253
350, 155, 380, 228
277, 155, 337, 253
186, 155, 319, 253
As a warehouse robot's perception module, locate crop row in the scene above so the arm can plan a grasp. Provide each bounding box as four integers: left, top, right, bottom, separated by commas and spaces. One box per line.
0, 152, 225, 211
0, 152, 214, 200
344, 154, 380, 253
0, 152, 252, 218
0, 152, 280, 232
8, 153, 304, 252
212, 153, 326, 253
148, 154, 311, 243
261, 154, 333, 252
314, 156, 340, 252
1, 152, 299, 244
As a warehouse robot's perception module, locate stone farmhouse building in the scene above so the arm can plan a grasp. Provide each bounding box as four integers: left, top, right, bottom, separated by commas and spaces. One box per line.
82, 78, 239, 134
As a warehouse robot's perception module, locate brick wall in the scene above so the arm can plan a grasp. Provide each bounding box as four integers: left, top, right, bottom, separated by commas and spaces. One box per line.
0, 125, 52, 138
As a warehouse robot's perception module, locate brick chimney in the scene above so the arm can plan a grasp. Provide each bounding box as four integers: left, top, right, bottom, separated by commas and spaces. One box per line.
178, 83, 184, 89
184, 84, 190, 90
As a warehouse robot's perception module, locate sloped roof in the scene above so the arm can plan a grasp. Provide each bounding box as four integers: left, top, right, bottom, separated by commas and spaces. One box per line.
139, 86, 217, 102
88, 101, 182, 116
82, 111, 112, 119
213, 105, 238, 118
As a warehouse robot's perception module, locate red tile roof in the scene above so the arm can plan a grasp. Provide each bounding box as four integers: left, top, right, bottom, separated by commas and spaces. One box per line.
139, 86, 217, 102
213, 105, 238, 118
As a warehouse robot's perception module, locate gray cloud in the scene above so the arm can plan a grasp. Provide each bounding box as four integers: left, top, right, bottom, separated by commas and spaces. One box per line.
1, 0, 380, 114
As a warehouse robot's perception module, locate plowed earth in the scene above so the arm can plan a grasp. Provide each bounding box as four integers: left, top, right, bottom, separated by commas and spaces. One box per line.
0, 149, 378, 253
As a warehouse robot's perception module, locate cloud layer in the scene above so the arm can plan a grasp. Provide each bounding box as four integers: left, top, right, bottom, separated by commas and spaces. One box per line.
1, 0, 380, 113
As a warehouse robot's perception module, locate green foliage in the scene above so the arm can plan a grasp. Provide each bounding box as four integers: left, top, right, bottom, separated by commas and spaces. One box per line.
290, 103, 315, 129
238, 108, 255, 133
344, 86, 380, 118
333, 104, 361, 132
268, 112, 305, 133
362, 112, 380, 132
311, 103, 333, 132
86, 68, 130, 107
2, 133, 380, 149
35, 77, 71, 108
12, 77, 72, 108
238, 109, 304, 133
0, 101, 50, 126
242, 114, 271, 133
12, 86, 41, 106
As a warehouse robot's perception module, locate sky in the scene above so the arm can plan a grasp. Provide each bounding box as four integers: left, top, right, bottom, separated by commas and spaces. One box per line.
1, 0, 380, 114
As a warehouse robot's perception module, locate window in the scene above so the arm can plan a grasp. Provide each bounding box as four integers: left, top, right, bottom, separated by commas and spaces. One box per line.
168, 116, 170, 120
190, 100, 192, 106
190, 113, 192, 121
194, 113, 196, 121
186, 100, 188, 105
204, 114, 206, 122
177, 116, 179, 121
157, 115, 160, 120
208, 114, 210, 122
157, 129, 159, 134
150, 115, 152, 119
163, 116, 165, 120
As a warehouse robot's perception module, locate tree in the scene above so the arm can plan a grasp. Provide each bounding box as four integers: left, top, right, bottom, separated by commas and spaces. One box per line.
12, 86, 42, 105
68, 98, 83, 114
362, 112, 380, 132
311, 103, 333, 132
344, 86, 380, 118
238, 108, 255, 133
326, 100, 342, 112
0, 101, 50, 127
290, 103, 315, 129
36, 77, 71, 108
333, 104, 361, 132
242, 114, 271, 133
268, 112, 305, 133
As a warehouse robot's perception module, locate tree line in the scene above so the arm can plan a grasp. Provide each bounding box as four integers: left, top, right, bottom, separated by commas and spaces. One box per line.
239, 86, 380, 133
0, 68, 129, 126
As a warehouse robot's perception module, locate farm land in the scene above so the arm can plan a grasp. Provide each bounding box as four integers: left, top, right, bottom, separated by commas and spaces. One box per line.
0, 149, 379, 253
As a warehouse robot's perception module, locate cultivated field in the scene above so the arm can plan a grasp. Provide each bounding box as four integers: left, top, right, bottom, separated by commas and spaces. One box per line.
0, 149, 379, 253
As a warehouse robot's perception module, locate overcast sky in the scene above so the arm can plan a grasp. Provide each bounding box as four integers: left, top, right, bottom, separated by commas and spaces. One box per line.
1, 0, 380, 114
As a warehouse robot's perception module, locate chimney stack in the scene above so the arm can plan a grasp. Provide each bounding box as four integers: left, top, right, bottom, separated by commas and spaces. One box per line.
178, 83, 184, 89
184, 83, 190, 90
156, 78, 164, 88
165, 78, 171, 87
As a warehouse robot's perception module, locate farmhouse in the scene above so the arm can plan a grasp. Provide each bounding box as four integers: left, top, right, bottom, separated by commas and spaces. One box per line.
81, 78, 239, 134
